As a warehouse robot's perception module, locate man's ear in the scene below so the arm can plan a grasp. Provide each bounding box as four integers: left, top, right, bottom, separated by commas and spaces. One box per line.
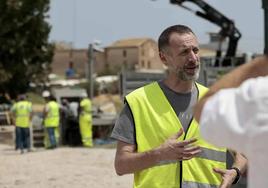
159, 51, 168, 65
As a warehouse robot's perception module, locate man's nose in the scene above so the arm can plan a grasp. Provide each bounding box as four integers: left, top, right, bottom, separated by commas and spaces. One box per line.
188, 51, 198, 62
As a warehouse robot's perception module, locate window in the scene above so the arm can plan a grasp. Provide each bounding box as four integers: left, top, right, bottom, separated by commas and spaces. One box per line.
148, 61, 151, 69
141, 60, 145, 68
123, 50, 127, 57
141, 49, 145, 56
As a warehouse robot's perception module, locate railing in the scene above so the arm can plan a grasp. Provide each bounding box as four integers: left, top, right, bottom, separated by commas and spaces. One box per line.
199, 56, 247, 86
119, 56, 247, 98
0, 111, 12, 126
119, 71, 165, 98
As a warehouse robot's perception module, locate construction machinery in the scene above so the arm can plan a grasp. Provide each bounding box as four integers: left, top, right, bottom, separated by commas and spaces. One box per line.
170, 0, 242, 66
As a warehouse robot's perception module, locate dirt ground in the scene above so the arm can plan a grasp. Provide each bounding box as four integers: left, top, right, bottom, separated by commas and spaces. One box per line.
0, 144, 132, 188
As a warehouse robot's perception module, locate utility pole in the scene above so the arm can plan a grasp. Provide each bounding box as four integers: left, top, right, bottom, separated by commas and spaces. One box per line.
87, 40, 101, 100
88, 43, 94, 100
263, 0, 268, 54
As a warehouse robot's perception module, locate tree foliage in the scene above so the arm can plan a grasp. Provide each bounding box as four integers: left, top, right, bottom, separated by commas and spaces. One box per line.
0, 0, 54, 99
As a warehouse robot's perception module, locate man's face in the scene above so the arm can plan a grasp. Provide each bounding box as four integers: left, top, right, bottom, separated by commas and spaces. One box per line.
161, 32, 200, 81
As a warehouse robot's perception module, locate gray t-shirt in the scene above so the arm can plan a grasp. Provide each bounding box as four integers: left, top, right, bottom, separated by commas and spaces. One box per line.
111, 80, 198, 144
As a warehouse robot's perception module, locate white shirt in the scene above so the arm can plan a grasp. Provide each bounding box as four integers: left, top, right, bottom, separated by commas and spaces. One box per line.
200, 76, 268, 188
69, 102, 79, 118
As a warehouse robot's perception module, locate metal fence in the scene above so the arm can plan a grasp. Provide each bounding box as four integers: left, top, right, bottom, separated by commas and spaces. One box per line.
119, 56, 247, 98
0, 104, 12, 126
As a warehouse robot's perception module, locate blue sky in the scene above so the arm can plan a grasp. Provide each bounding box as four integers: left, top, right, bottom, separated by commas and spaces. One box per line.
48, 0, 264, 53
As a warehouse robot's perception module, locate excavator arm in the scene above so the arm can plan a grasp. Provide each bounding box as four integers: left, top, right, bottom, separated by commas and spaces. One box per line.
170, 0, 241, 66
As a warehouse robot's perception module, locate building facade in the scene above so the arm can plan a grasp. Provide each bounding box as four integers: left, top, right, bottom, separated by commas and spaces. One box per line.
51, 37, 222, 79
51, 49, 105, 78
105, 38, 164, 74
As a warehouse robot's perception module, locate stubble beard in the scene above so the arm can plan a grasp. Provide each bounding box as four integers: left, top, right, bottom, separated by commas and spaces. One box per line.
177, 65, 200, 81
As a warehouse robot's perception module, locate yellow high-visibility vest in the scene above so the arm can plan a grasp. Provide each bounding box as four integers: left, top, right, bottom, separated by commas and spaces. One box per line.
44, 101, 59, 128
126, 82, 226, 188
12, 101, 32, 128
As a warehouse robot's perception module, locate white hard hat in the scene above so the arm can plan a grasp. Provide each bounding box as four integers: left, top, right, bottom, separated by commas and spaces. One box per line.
42, 90, 50, 97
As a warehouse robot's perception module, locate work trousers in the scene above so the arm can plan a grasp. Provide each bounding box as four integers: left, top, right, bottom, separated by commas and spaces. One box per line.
46, 127, 57, 148
16, 127, 30, 151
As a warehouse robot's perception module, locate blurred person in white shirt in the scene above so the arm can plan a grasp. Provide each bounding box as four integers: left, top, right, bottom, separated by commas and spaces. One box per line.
194, 55, 268, 188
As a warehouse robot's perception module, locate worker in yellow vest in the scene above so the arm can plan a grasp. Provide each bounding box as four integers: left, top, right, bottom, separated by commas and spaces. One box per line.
11, 94, 33, 154
42, 91, 60, 149
79, 95, 93, 147
111, 25, 247, 188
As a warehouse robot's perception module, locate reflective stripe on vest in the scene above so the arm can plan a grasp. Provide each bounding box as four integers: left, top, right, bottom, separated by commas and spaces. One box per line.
182, 181, 218, 188
197, 147, 226, 162
44, 101, 59, 127
157, 147, 226, 167
126, 82, 226, 188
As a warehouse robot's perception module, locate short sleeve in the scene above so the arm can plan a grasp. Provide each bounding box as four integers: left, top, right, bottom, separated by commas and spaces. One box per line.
110, 103, 136, 145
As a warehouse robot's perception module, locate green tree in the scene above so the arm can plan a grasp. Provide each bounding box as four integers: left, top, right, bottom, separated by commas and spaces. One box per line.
0, 0, 54, 99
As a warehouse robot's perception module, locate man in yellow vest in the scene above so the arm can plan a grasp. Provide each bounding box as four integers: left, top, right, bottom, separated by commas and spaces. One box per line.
42, 91, 60, 149
11, 94, 32, 154
111, 25, 247, 188
78, 95, 93, 147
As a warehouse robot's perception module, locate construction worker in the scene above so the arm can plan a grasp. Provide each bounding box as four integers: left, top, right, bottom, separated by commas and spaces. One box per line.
42, 91, 60, 149
78, 95, 93, 147
10, 94, 33, 154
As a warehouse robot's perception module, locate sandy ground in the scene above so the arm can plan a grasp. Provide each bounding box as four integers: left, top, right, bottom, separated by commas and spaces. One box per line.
0, 144, 132, 188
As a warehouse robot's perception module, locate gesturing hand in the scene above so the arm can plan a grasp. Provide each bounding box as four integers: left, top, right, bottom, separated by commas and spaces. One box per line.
213, 168, 237, 188
157, 128, 201, 161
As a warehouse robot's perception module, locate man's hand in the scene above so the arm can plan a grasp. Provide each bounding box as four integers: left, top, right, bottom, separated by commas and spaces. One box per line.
213, 168, 237, 188
114, 128, 201, 175
157, 128, 201, 161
